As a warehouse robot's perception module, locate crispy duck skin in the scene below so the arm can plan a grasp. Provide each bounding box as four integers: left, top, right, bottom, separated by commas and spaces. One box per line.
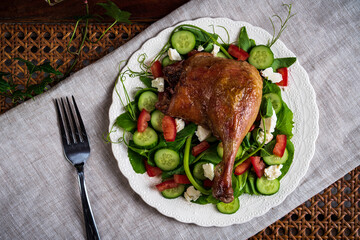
156, 53, 263, 203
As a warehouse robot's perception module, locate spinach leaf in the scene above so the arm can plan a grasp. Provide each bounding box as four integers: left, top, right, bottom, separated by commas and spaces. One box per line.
263, 79, 281, 95
244, 172, 259, 195
238, 27, 251, 52
261, 97, 273, 118
278, 140, 294, 180
128, 141, 149, 157
128, 148, 146, 174
250, 39, 256, 49
114, 112, 137, 132
271, 57, 296, 71
234, 170, 249, 198
193, 194, 220, 205
248, 172, 259, 195
242, 132, 252, 149
260, 139, 276, 157
166, 123, 197, 151
237, 27, 256, 52
204, 42, 213, 52
244, 180, 252, 194
200, 145, 222, 164
161, 165, 185, 179
139, 76, 153, 88
274, 101, 294, 138
179, 27, 218, 44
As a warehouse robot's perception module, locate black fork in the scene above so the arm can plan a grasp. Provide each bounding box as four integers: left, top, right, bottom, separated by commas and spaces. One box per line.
55, 96, 100, 240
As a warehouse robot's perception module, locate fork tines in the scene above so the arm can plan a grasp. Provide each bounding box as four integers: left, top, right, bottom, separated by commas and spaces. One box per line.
55, 96, 88, 145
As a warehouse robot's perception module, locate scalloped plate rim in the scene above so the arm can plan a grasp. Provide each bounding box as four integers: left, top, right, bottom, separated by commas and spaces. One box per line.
108, 17, 319, 227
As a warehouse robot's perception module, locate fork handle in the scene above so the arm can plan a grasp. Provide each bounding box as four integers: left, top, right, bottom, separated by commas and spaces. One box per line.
77, 166, 101, 240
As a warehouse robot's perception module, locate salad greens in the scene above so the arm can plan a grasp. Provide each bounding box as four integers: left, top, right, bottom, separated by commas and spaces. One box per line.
271, 57, 297, 71
110, 3, 298, 214
238, 27, 256, 52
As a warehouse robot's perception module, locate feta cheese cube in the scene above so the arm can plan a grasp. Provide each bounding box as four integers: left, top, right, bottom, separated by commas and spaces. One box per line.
257, 130, 274, 144
168, 48, 182, 61
175, 118, 185, 132
195, 125, 212, 142
264, 164, 283, 180
261, 67, 283, 83
211, 44, 220, 57
260, 108, 277, 134
184, 186, 201, 202
202, 163, 214, 180
257, 107, 277, 144
197, 45, 204, 51
151, 77, 165, 92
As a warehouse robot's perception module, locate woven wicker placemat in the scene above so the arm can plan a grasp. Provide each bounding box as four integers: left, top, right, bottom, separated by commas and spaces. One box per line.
0, 23, 359, 239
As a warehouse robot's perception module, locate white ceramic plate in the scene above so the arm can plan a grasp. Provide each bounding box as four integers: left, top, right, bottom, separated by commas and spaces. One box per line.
108, 17, 319, 227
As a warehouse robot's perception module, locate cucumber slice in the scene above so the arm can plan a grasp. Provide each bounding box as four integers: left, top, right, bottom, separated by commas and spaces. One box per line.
162, 56, 175, 67
263, 93, 282, 114
216, 197, 240, 214
171, 30, 196, 54
256, 176, 280, 195
192, 161, 207, 180
138, 91, 158, 112
151, 110, 165, 132
263, 148, 289, 165
154, 148, 180, 171
133, 127, 158, 149
217, 142, 242, 159
248, 45, 274, 69
161, 184, 185, 199
216, 52, 228, 58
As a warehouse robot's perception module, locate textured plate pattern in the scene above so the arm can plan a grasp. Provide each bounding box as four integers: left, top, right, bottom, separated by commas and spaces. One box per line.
108, 18, 319, 227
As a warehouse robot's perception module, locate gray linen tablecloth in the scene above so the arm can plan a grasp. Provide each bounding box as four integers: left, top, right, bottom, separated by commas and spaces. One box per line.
1, 0, 359, 239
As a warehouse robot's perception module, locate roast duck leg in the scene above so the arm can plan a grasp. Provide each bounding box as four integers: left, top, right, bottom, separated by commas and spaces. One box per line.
156, 53, 263, 203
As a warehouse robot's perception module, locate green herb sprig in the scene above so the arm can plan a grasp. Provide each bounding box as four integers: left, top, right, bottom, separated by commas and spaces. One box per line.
267, 3, 295, 48
1, 0, 131, 106
0, 59, 61, 103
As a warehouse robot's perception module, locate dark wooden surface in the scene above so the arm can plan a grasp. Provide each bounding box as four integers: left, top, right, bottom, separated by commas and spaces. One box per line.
0, 0, 189, 23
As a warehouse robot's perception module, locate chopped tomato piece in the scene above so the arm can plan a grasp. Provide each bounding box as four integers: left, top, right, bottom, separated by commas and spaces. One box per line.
273, 135, 287, 157
137, 109, 151, 133
156, 179, 178, 192
249, 124, 255, 132
151, 60, 163, 78
174, 174, 191, 184
192, 141, 210, 156
234, 158, 252, 175
250, 156, 265, 178
228, 44, 249, 61
187, 49, 199, 57
276, 67, 288, 87
162, 116, 177, 142
144, 160, 162, 177
203, 179, 213, 187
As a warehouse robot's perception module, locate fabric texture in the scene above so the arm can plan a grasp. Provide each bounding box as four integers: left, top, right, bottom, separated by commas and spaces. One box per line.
0, 0, 359, 239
